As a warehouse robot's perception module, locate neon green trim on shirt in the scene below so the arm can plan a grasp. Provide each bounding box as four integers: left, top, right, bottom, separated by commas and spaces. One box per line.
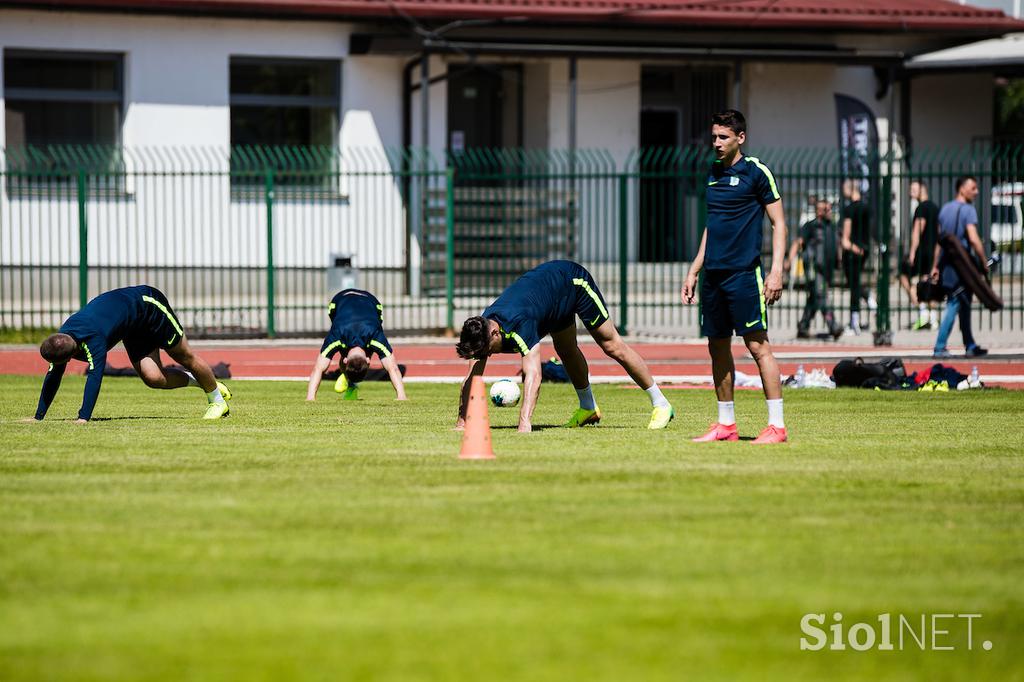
328, 302, 336, 313
368, 339, 391, 357
142, 295, 184, 336
321, 340, 346, 358
80, 342, 95, 371
505, 331, 529, 355
572, 277, 609, 319
747, 156, 780, 200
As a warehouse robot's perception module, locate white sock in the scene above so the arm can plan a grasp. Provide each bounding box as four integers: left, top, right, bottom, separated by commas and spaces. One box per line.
206, 388, 224, 404
930, 308, 938, 324
717, 401, 735, 426
185, 371, 199, 388
767, 399, 785, 428
644, 384, 670, 408
576, 385, 596, 411
918, 303, 927, 318
850, 312, 860, 328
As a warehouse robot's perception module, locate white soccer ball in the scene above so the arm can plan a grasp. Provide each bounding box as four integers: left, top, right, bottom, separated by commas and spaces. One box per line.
489, 379, 521, 407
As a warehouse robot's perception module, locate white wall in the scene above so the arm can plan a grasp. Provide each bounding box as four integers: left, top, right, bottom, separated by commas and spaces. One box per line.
0, 9, 408, 278
910, 73, 994, 149
744, 62, 892, 150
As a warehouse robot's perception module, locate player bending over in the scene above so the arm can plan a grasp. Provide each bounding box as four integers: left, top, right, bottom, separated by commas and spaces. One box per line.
306, 289, 407, 401
455, 260, 673, 433
33, 285, 231, 423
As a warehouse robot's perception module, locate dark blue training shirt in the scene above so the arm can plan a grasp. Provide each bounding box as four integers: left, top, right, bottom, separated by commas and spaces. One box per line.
482, 260, 587, 355
320, 289, 393, 360
35, 285, 158, 421
704, 156, 781, 270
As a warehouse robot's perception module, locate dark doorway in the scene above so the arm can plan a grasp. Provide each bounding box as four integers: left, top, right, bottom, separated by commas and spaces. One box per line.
639, 65, 729, 262
639, 107, 684, 262
447, 64, 522, 156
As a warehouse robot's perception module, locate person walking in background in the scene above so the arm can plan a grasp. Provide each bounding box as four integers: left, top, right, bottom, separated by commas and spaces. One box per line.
899, 180, 940, 330
786, 199, 843, 340
931, 176, 989, 359
840, 178, 875, 334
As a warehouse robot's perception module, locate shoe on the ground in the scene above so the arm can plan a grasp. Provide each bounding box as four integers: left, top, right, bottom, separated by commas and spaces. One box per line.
829, 325, 844, 341
796, 328, 811, 339
965, 346, 989, 357
648, 404, 674, 430
334, 373, 359, 400
692, 422, 739, 442
919, 381, 935, 392
216, 381, 232, 401
934, 381, 950, 392
932, 350, 952, 359
845, 324, 861, 336
911, 317, 932, 331
565, 407, 601, 427
751, 425, 788, 444
203, 400, 230, 419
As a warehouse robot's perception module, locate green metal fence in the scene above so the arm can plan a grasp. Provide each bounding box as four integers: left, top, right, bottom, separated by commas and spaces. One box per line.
2, 144, 1022, 340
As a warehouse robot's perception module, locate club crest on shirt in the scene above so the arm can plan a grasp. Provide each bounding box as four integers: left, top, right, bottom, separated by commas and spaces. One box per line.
730, 176, 740, 186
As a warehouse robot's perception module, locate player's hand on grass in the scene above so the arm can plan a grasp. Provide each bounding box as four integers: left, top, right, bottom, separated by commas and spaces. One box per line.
764, 270, 783, 305
75, 419, 88, 425
19, 417, 40, 423
454, 418, 466, 432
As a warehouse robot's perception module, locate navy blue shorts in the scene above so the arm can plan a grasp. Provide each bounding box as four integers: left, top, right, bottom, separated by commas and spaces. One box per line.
700, 267, 767, 338
124, 287, 185, 362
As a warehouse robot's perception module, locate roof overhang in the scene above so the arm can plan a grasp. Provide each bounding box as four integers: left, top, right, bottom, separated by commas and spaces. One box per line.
2, 0, 1023, 36
907, 32, 1024, 71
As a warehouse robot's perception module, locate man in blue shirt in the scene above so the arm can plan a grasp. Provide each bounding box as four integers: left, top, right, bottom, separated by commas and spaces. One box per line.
929, 176, 989, 358
305, 289, 407, 401
454, 260, 673, 433
33, 285, 231, 422
681, 110, 788, 445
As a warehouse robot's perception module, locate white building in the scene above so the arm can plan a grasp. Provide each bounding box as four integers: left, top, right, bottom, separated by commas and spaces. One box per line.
1, 0, 1020, 335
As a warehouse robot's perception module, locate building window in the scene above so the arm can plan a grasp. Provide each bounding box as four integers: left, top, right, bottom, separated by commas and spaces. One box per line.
229, 57, 341, 192
3, 50, 124, 187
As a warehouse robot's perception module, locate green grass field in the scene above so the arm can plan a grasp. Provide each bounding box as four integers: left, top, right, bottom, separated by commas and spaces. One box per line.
1, 375, 1022, 681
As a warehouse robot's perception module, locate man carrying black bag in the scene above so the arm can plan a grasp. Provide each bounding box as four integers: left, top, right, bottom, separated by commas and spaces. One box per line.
929, 176, 989, 359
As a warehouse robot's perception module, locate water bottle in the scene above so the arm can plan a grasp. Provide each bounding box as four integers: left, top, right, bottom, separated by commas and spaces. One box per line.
795, 364, 806, 388
969, 366, 979, 385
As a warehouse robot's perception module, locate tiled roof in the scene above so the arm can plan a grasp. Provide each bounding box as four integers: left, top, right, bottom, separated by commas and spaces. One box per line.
6, 0, 1022, 31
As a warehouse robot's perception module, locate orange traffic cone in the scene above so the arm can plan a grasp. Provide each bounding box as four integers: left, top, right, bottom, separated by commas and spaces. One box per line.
459, 376, 495, 460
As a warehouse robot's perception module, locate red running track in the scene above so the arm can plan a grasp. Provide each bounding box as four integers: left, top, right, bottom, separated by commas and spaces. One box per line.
2, 342, 1022, 386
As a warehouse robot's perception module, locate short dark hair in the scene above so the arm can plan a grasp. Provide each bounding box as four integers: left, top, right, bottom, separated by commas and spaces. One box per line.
456, 316, 490, 360
955, 175, 977, 192
40, 333, 76, 364
711, 109, 746, 135
344, 352, 369, 384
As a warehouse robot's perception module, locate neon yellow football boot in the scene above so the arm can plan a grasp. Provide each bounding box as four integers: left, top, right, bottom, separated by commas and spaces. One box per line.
565, 406, 601, 427
203, 400, 230, 420
334, 373, 358, 400
647, 404, 674, 430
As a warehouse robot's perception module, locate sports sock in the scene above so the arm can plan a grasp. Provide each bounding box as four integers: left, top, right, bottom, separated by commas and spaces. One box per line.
644, 384, 670, 408
850, 311, 860, 329
717, 401, 736, 426
185, 371, 199, 388
206, 388, 224, 404
575, 385, 596, 411
918, 303, 928, 319
767, 398, 785, 428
